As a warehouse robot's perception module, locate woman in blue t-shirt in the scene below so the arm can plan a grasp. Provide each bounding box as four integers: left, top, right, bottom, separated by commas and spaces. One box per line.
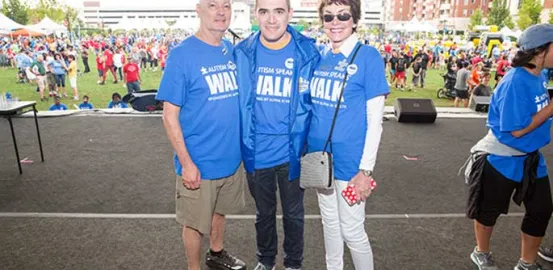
49, 53, 68, 98
307, 0, 389, 269
468, 24, 553, 270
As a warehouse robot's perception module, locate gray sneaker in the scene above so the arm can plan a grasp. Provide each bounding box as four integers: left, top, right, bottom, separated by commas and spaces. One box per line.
513, 259, 545, 270
253, 262, 275, 270
470, 246, 499, 270
538, 246, 553, 262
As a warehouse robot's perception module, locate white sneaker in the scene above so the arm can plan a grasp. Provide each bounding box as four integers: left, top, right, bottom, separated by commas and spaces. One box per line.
254, 262, 275, 270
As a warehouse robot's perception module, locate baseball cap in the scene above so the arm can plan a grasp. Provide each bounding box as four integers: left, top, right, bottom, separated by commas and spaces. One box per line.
518, 24, 553, 51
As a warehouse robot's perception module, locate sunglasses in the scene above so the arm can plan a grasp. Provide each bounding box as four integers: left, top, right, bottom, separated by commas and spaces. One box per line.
323, 13, 352, 23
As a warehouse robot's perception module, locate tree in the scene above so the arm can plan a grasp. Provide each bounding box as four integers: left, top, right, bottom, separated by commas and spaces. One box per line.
517, 0, 543, 30
549, 9, 553, 24
468, 9, 484, 31
487, 0, 513, 28
2, 0, 29, 24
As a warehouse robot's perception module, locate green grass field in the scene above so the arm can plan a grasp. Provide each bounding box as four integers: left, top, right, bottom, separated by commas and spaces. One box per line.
0, 61, 456, 111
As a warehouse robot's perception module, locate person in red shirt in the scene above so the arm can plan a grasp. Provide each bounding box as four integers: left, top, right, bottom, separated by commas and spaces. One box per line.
495, 54, 510, 87
123, 56, 141, 94
102, 46, 118, 83
96, 52, 105, 85
159, 46, 168, 72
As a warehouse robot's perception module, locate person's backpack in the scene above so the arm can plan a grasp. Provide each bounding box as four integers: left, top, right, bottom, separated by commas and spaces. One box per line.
122, 90, 163, 112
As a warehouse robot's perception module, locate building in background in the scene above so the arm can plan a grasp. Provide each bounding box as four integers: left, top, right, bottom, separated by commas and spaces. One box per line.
80, 0, 250, 31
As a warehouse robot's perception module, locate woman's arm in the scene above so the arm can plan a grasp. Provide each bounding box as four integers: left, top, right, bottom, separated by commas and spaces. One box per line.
359, 95, 386, 171
511, 102, 553, 138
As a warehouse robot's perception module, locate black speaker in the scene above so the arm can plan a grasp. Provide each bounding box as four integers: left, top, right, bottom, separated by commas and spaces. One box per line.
470, 96, 491, 113
394, 98, 437, 123
548, 86, 553, 99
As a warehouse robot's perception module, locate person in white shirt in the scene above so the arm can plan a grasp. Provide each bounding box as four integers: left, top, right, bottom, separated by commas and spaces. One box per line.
113, 49, 123, 82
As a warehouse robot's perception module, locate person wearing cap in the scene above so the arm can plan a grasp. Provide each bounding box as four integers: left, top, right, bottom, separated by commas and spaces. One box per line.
467, 24, 553, 270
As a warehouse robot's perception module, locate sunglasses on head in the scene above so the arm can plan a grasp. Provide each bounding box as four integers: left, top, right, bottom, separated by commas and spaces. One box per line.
323, 13, 352, 23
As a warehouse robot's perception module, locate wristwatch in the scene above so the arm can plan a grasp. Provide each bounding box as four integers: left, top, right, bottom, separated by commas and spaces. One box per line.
360, 169, 373, 177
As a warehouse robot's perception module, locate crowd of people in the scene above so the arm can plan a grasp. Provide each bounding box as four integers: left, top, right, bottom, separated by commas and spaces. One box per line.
1, 0, 553, 269
0, 31, 183, 109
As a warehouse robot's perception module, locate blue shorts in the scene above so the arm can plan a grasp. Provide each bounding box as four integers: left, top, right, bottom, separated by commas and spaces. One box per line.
98, 70, 104, 77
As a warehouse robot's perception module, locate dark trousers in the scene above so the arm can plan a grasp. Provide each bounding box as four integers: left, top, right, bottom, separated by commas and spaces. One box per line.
420, 68, 427, 87
82, 57, 90, 73
246, 162, 304, 269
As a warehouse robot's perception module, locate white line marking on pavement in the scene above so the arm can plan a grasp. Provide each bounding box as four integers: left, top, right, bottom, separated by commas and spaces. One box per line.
0, 212, 527, 219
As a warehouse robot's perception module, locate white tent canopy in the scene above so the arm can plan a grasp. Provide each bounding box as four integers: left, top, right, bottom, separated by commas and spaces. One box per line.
421, 22, 439, 33
28, 16, 66, 32
0, 13, 25, 31
404, 18, 424, 32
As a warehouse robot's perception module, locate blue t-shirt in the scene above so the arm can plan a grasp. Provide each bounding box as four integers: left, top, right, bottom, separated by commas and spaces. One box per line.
156, 36, 241, 180
49, 104, 68, 111
50, 60, 65, 75
107, 101, 128, 109
79, 102, 94, 110
487, 68, 551, 182
308, 43, 390, 181
253, 39, 296, 169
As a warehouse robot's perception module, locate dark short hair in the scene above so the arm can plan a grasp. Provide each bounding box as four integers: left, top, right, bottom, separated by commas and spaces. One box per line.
256, 0, 291, 9
112, 92, 122, 99
482, 72, 491, 78
83, 95, 89, 99
318, 0, 361, 32
68, 55, 75, 60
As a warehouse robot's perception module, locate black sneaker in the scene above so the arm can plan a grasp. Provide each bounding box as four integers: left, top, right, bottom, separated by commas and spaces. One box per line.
538, 246, 553, 262
205, 249, 246, 270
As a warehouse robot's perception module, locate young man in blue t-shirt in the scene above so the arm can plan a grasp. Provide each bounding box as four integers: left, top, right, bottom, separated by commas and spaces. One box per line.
234, 0, 319, 269
156, 1, 246, 270
78, 95, 94, 110
48, 96, 68, 111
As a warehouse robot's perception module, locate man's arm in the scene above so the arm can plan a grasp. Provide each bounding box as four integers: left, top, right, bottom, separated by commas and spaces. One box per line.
162, 102, 201, 189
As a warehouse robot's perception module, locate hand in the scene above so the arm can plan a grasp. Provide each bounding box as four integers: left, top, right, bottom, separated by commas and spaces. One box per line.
181, 162, 201, 190
349, 172, 373, 202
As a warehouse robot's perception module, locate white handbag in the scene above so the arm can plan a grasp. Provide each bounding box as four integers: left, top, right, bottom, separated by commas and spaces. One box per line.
300, 44, 362, 190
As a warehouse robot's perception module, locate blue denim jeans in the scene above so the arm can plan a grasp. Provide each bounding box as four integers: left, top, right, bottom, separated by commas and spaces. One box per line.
126, 81, 141, 94
246, 162, 304, 269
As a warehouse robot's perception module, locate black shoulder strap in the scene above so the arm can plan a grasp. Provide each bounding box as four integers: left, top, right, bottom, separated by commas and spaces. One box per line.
323, 43, 362, 153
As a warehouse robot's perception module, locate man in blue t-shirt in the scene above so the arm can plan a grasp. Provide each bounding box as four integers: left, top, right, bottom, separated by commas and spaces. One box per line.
48, 96, 68, 111
78, 95, 94, 110
156, 1, 246, 270
234, 0, 319, 269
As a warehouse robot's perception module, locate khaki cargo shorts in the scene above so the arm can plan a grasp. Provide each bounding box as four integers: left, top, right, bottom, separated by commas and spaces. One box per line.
175, 165, 246, 235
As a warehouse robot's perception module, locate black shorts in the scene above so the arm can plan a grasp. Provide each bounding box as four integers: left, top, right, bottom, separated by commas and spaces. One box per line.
472, 159, 553, 237
455, 89, 469, 99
